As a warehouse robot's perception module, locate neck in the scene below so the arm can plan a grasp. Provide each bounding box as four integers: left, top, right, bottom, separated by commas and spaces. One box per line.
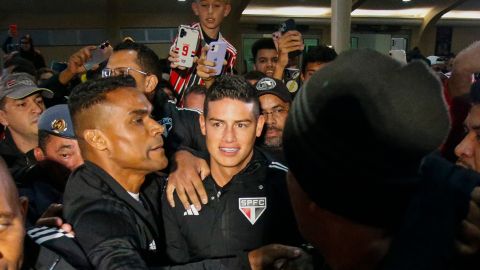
202, 27, 220, 41
87, 154, 146, 193
210, 150, 254, 187
9, 130, 37, 154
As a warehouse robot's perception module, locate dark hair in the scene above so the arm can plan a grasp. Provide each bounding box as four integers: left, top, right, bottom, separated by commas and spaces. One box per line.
470, 80, 480, 105
3, 55, 37, 76
204, 75, 260, 117
185, 84, 207, 98
251, 38, 276, 60
302, 45, 337, 73
113, 42, 162, 79
68, 76, 136, 124
19, 35, 36, 52
38, 130, 51, 153
243, 70, 265, 82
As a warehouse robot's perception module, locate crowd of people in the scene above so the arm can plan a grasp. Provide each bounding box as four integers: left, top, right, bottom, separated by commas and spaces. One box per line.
1, 0, 480, 269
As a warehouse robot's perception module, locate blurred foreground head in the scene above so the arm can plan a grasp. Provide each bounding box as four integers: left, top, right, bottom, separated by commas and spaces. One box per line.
284, 49, 451, 270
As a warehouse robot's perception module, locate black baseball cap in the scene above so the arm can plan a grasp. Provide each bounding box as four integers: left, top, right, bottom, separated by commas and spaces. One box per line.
255, 77, 292, 103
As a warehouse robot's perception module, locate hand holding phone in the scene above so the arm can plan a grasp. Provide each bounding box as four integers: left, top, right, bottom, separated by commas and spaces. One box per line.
276, 19, 303, 58
84, 41, 112, 70
206, 41, 227, 76
174, 25, 200, 68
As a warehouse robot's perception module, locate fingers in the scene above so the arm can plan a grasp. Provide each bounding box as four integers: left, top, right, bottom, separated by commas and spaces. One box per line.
36, 217, 62, 228
248, 244, 302, 270
197, 46, 217, 82
61, 223, 75, 236
191, 176, 208, 206
68, 46, 96, 74
166, 181, 176, 208
456, 219, 480, 255
278, 31, 304, 54
175, 183, 195, 210
467, 199, 480, 227
169, 50, 186, 70
39, 203, 63, 219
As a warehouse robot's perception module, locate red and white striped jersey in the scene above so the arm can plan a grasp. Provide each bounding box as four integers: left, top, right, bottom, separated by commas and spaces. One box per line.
169, 23, 237, 105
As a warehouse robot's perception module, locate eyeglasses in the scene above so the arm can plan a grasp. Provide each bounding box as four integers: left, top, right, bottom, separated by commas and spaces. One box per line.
101, 67, 148, 78
261, 107, 287, 119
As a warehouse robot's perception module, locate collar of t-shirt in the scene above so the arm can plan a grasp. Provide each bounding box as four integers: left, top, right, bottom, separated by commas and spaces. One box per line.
127, 191, 140, 202
202, 28, 219, 45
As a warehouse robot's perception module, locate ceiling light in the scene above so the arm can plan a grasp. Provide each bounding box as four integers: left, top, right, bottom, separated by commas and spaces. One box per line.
403, 0, 412, 2
243, 6, 330, 17
352, 8, 430, 18
442, 11, 480, 19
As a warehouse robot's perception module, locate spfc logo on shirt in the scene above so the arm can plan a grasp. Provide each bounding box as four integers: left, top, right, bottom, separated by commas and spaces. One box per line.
239, 197, 267, 225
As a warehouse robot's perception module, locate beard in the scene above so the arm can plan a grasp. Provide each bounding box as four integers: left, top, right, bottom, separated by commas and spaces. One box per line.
263, 125, 283, 148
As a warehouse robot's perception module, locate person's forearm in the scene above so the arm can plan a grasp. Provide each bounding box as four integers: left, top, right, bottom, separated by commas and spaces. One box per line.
58, 69, 75, 85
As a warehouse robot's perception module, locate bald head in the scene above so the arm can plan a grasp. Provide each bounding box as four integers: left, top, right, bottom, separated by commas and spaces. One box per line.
0, 156, 27, 270
0, 157, 19, 209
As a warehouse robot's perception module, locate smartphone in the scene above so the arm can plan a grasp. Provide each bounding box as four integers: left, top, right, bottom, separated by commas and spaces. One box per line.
206, 41, 227, 76
277, 19, 302, 58
389, 50, 407, 64
84, 41, 112, 70
175, 25, 200, 68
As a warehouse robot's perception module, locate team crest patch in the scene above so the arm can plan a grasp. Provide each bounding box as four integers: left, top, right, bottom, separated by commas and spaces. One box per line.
239, 197, 267, 225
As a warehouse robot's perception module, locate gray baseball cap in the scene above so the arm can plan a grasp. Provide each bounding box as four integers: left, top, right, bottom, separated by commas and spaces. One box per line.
0, 72, 53, 100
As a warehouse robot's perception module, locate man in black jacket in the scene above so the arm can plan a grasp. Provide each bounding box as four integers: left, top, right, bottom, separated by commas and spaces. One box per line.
163, 75, 307, 266
64, 76, 303, 269
64, 76, 167, 268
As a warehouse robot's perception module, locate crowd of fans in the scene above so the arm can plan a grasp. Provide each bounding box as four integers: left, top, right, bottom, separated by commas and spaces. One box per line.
1, 0, 480, 269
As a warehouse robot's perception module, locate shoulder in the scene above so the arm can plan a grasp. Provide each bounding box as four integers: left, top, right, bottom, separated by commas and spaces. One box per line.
268, 161, 288, 173
219, 33, 237, 54
177, 106, 202, 115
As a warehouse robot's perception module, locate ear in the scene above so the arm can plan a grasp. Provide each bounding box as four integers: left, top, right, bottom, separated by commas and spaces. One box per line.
33, 147, 46, 162
223, 3, 231, 17
191, 1, 199, 16
200, 114, 206, 136
0, 110, 9, 126
83, 129, 108, 151
300, 72, 305, 82
145, 74, 158, 96
256, 115, 265, 137
19, 196, 29, 220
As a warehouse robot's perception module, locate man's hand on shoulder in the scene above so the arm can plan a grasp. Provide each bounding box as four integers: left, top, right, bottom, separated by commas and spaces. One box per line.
167, 150, 210, 210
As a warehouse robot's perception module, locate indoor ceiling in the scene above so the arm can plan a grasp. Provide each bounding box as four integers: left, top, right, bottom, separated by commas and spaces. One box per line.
0, 0, 479, 20
243, 0, 480, 21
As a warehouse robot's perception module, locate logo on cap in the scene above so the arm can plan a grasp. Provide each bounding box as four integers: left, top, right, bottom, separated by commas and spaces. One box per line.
51, 119, 67, 134
239, 197, 267, 225
256, 78, 276, 91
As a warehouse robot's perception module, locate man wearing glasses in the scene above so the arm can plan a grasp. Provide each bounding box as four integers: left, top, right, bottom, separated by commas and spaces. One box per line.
102, 41, 206, 156
255, 77, 291, 163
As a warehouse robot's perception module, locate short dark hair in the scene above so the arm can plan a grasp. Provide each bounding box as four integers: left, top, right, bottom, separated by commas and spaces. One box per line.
68, 76, 136, 131
3, 55, 37, 76
243, 70, 265, 82
204, 75, 260, 117
251, 38, 276, 61
185, 84, 207, 98
38, 130, 51, 153
302, 45, 337, 73
113, 42, 162, 78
